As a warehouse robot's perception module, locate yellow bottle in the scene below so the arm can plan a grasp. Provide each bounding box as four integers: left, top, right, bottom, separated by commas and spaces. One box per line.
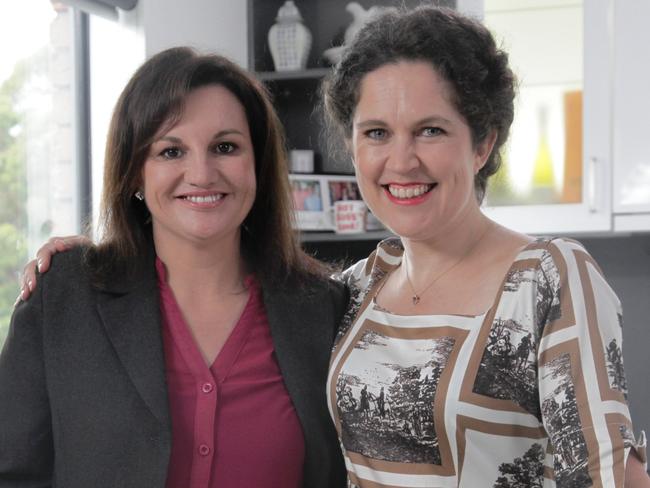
530, 105, 558, 204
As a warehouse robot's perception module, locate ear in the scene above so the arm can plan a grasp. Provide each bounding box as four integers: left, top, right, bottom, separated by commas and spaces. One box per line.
474, 129, 498, 174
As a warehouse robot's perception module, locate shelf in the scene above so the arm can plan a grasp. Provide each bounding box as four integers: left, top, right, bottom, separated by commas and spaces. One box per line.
298, 230, 394, 242
614, 214, 650, 233
257, 68, 332, 82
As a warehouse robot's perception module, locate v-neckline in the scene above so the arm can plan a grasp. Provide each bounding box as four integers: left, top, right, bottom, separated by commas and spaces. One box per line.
156, 257, 257, 384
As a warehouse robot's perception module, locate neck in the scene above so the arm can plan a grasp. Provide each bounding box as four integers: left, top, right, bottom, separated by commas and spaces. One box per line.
401, 207, 492, 284
154, 231, 247, 298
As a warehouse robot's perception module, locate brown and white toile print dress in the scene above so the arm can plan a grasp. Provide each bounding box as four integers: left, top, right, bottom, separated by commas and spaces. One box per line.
327, 237, 646, 488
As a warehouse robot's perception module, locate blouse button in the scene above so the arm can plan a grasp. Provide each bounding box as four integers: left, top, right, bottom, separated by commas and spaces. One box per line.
201, 382, 213, 394
198, 444, 211, 456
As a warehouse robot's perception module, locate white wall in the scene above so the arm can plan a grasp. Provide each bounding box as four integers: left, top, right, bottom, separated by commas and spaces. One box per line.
136, 0, 248, 67
456, 0, 484, 18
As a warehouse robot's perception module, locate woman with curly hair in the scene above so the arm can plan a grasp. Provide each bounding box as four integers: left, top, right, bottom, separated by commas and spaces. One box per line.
322, 6, 646, 487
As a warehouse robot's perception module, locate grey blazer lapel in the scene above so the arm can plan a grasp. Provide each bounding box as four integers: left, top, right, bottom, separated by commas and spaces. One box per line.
261, 276, 349, 486
96, 266, 169, 427
261, 278, 339, 401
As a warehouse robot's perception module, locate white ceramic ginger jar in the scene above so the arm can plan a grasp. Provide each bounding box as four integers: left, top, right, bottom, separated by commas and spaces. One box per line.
268, 1, 312, 71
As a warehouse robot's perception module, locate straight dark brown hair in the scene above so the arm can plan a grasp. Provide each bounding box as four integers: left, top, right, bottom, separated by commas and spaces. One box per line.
87, 47, 323, 285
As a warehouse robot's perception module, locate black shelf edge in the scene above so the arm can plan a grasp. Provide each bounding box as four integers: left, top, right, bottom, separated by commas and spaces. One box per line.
298, 230, 394, 242
257, 67, 333, 81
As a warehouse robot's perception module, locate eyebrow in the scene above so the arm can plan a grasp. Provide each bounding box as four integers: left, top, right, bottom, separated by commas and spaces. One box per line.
355, 115, 453, 129
355, 119, 387, 129
155, 129, 244, 144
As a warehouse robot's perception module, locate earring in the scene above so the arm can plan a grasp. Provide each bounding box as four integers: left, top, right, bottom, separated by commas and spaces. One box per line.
135, 190, 144, 201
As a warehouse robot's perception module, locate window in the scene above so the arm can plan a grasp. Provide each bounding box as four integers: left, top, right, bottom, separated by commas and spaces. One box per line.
1, 2, 78, 343
1, 2, 142, 345
89, 13, 143, 229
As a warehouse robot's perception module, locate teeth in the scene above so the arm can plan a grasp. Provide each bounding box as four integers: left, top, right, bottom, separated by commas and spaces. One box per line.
184, 194, 223, 203
388, 184, 432, 199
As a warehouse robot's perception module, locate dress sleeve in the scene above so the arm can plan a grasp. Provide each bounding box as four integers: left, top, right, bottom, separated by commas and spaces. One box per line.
537, 238, 645, 488
0, 279, 54, 486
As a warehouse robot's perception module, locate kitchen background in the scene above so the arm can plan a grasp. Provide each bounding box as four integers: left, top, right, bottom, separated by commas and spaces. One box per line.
2, 0, 649, 458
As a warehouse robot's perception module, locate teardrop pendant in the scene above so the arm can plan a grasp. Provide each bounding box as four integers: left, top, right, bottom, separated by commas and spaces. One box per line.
412, 295, 420, 306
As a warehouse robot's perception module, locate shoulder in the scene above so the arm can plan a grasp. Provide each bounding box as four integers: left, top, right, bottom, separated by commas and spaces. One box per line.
539, 236, 591, 257
10, 246, 94, 337
521, 236, 619, 309
266, 270, 349, 312
529, 237, 604, 281
19, 246, 100, 318
38, 244, 157, 296
38, 245, 92, 289
507, 236, 594, 278
305, 272, 349, 312
341, 237, 403, 291
494, 237, 598, 311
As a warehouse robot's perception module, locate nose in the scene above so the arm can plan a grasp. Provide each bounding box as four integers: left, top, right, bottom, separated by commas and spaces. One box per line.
385, 134, 420, 173
184, 151, 215, 187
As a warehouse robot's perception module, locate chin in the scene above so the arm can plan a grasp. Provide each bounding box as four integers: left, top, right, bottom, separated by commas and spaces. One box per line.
380, 219, 429, 241
183, 223, 238, 242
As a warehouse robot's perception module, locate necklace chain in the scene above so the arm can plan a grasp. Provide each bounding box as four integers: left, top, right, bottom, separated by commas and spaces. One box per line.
403, 222, 493, 306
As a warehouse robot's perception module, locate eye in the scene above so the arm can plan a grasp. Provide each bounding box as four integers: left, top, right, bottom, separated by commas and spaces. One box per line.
421, 127, 444, 137
213, 142, 237, 154
364, 128, 388, 141
158, 146, 184, 160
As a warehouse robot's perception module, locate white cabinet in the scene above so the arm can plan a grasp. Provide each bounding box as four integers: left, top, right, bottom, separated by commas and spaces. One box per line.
471, 0, 615, 235
612, 0, 650, 232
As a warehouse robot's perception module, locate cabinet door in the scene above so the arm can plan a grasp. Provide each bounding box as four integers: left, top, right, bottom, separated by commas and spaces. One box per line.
612, 0, 650, 215
473, 0, 612, 234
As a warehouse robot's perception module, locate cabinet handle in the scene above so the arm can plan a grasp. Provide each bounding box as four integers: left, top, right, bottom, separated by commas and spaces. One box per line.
588, 156, 598, 213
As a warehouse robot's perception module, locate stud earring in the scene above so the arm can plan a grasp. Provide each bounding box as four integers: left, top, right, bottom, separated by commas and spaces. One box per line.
135, 190, 144, 201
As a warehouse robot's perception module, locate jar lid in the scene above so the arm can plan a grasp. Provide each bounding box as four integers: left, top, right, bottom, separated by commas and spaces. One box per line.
276, 1, 303, 22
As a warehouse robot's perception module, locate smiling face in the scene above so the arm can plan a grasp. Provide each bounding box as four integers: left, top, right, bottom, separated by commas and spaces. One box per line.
351, 61, 495, 242
142, 84, 256, 250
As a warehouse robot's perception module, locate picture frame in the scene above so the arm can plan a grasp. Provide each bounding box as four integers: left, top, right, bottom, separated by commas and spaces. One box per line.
290, 174, 358, 231
290, 174, 384, 231
290, 174, 330, 230
327, 177, 362, 203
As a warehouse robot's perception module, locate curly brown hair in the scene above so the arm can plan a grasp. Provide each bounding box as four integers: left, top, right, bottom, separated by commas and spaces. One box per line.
322, 6, 516, 203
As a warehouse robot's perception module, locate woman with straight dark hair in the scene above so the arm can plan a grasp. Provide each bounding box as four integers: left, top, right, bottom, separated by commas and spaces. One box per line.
0, 47, 346, 488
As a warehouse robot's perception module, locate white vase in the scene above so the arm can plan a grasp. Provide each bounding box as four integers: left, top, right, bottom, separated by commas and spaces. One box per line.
268, 1, 312, 71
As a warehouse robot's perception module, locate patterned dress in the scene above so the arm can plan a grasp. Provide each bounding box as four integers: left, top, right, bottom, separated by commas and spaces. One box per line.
327, 237, 646, 488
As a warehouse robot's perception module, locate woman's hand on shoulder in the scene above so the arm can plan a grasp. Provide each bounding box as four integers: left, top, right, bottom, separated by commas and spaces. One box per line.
16, 235, 91, 304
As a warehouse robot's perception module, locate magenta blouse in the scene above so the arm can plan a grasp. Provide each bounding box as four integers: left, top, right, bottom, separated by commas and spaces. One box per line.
155, 259, 304, 488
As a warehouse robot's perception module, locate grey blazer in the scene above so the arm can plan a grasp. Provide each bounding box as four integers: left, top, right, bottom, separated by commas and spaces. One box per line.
0, 247, 347, 487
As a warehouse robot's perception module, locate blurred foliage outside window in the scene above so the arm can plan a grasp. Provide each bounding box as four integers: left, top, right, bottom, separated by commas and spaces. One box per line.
0, 60, 28, 345
0, 3, 77, 347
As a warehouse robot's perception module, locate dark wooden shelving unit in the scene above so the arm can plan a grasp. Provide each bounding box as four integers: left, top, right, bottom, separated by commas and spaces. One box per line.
257, 68, 332, 82
247, 0, 453, 254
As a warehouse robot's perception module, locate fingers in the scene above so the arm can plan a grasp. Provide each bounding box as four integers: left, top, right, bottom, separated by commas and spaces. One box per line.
16, 259, 38, 304
14, 235, 89, 306
35, 235, 88, 274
